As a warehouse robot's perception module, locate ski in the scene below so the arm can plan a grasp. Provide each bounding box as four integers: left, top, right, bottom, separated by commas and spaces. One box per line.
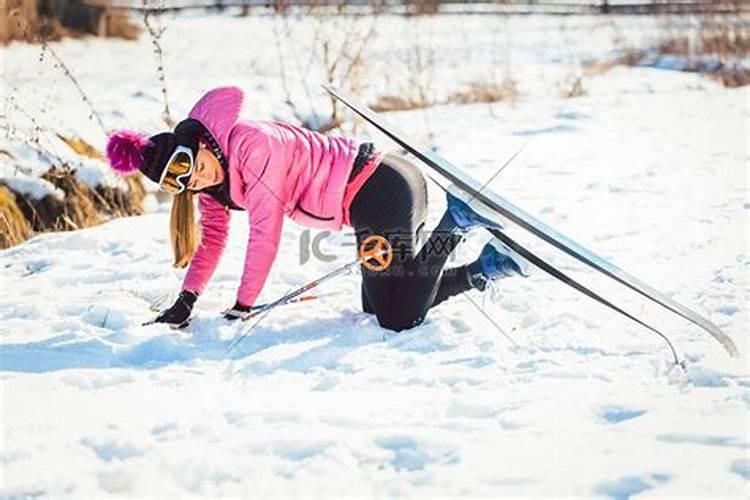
486, 227, 681, 363
323, 84, 737, 357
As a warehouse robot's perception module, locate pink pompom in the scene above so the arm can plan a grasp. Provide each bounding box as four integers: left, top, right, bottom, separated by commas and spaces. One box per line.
106, 130, 151, 174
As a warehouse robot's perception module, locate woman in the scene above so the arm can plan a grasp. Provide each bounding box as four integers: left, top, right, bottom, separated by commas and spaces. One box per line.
106, 86, 527, 331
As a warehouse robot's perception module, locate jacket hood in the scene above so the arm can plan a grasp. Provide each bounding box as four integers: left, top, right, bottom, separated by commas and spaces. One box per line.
187, 86, 244, 159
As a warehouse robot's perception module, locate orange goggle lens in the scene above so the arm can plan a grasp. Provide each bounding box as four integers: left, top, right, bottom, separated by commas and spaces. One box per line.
159, 151, 194, 194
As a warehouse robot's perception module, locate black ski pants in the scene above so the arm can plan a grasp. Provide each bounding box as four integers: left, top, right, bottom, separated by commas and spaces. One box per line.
349, 153, 472, 331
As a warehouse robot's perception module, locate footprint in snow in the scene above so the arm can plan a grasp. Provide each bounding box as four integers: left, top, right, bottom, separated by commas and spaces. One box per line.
22, 259, 53, 275
245, 440, 330, 462
656, 433, 747, 449
374, 435, 458, 472
597, 406, 646, 424
730, 459, 750, 480
81, 437, 144, 463
593, 474, 669, 500
150, 422, 179, 441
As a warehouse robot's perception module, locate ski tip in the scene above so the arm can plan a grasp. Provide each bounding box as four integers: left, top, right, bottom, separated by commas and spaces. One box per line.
719, 334, 740, 357
699, 318, 739, 357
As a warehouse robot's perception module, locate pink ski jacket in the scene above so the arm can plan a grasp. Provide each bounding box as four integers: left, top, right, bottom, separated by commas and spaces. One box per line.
181, 86, 377, 307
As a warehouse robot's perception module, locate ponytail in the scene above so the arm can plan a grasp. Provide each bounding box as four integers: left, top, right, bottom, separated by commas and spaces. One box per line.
170, 191, 200, 268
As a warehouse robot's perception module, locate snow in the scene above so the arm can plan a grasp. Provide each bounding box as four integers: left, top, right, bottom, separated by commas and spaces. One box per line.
2, 175, 64, 201
1, 11, 749, 499
0, 130, 127, 195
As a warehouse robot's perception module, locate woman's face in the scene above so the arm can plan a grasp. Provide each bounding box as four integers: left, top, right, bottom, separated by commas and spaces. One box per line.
187, 143, 224, 191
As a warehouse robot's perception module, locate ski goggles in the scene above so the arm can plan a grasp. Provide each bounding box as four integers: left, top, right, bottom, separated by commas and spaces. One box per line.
158, 145, 195, 194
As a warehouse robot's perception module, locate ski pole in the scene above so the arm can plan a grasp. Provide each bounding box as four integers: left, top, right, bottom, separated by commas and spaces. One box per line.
248, 291, 343, 312
236, 259, 359, 322
239, 235, 392, 322
225, 235, 393, 354
143, 275, 350, 328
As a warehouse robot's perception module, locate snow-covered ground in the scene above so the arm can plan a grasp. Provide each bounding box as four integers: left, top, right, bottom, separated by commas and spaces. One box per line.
2, 11, 749, 498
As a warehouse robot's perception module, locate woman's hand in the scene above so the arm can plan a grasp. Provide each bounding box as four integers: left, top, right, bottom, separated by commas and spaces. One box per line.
154, 290, 198, 326
223, 301, 252, 321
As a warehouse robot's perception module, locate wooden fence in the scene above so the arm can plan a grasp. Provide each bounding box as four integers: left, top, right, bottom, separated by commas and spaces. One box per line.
3, 1, 746, 45
93, 1, 750, 16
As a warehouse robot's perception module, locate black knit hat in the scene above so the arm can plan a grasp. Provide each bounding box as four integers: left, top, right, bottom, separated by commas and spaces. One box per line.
139, 132, 177, 184
106, 119, 216, 185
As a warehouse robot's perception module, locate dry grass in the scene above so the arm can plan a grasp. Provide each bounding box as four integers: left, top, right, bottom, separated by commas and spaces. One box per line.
41, 168, 101, 231
648, 30, 750, 87
2, 157, 145, 249
370, 94, 434, 113
583, 2, 748, 88
56, 134, 106, 161
103, 10, 140, 40
0, 185, 34, 249
11, 183, 69, 232
605, 7, 750, 88
56, 133, 146, 217
447, 79, 519, 105
96, 175, 146, 218
407, 0, 441, 16
1, 128, 146, 249
4, 169, 145, 247
711, 68, 750, 87
373, 77, 519, 111
583, 59, 619, 77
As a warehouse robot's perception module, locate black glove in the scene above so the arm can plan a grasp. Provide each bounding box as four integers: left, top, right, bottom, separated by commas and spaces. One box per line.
154, 290, 198, 326
223, 301, 252, 321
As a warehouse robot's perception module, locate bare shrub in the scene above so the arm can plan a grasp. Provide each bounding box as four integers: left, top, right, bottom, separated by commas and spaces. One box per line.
372, 24, 439, 113
405, 39, 436, 110
272, 4, 378, 132
39, 41, 109, 135
143, 3, 174, 128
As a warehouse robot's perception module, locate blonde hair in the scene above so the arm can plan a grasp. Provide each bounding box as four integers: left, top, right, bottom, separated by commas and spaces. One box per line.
170, 191, 201, 268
